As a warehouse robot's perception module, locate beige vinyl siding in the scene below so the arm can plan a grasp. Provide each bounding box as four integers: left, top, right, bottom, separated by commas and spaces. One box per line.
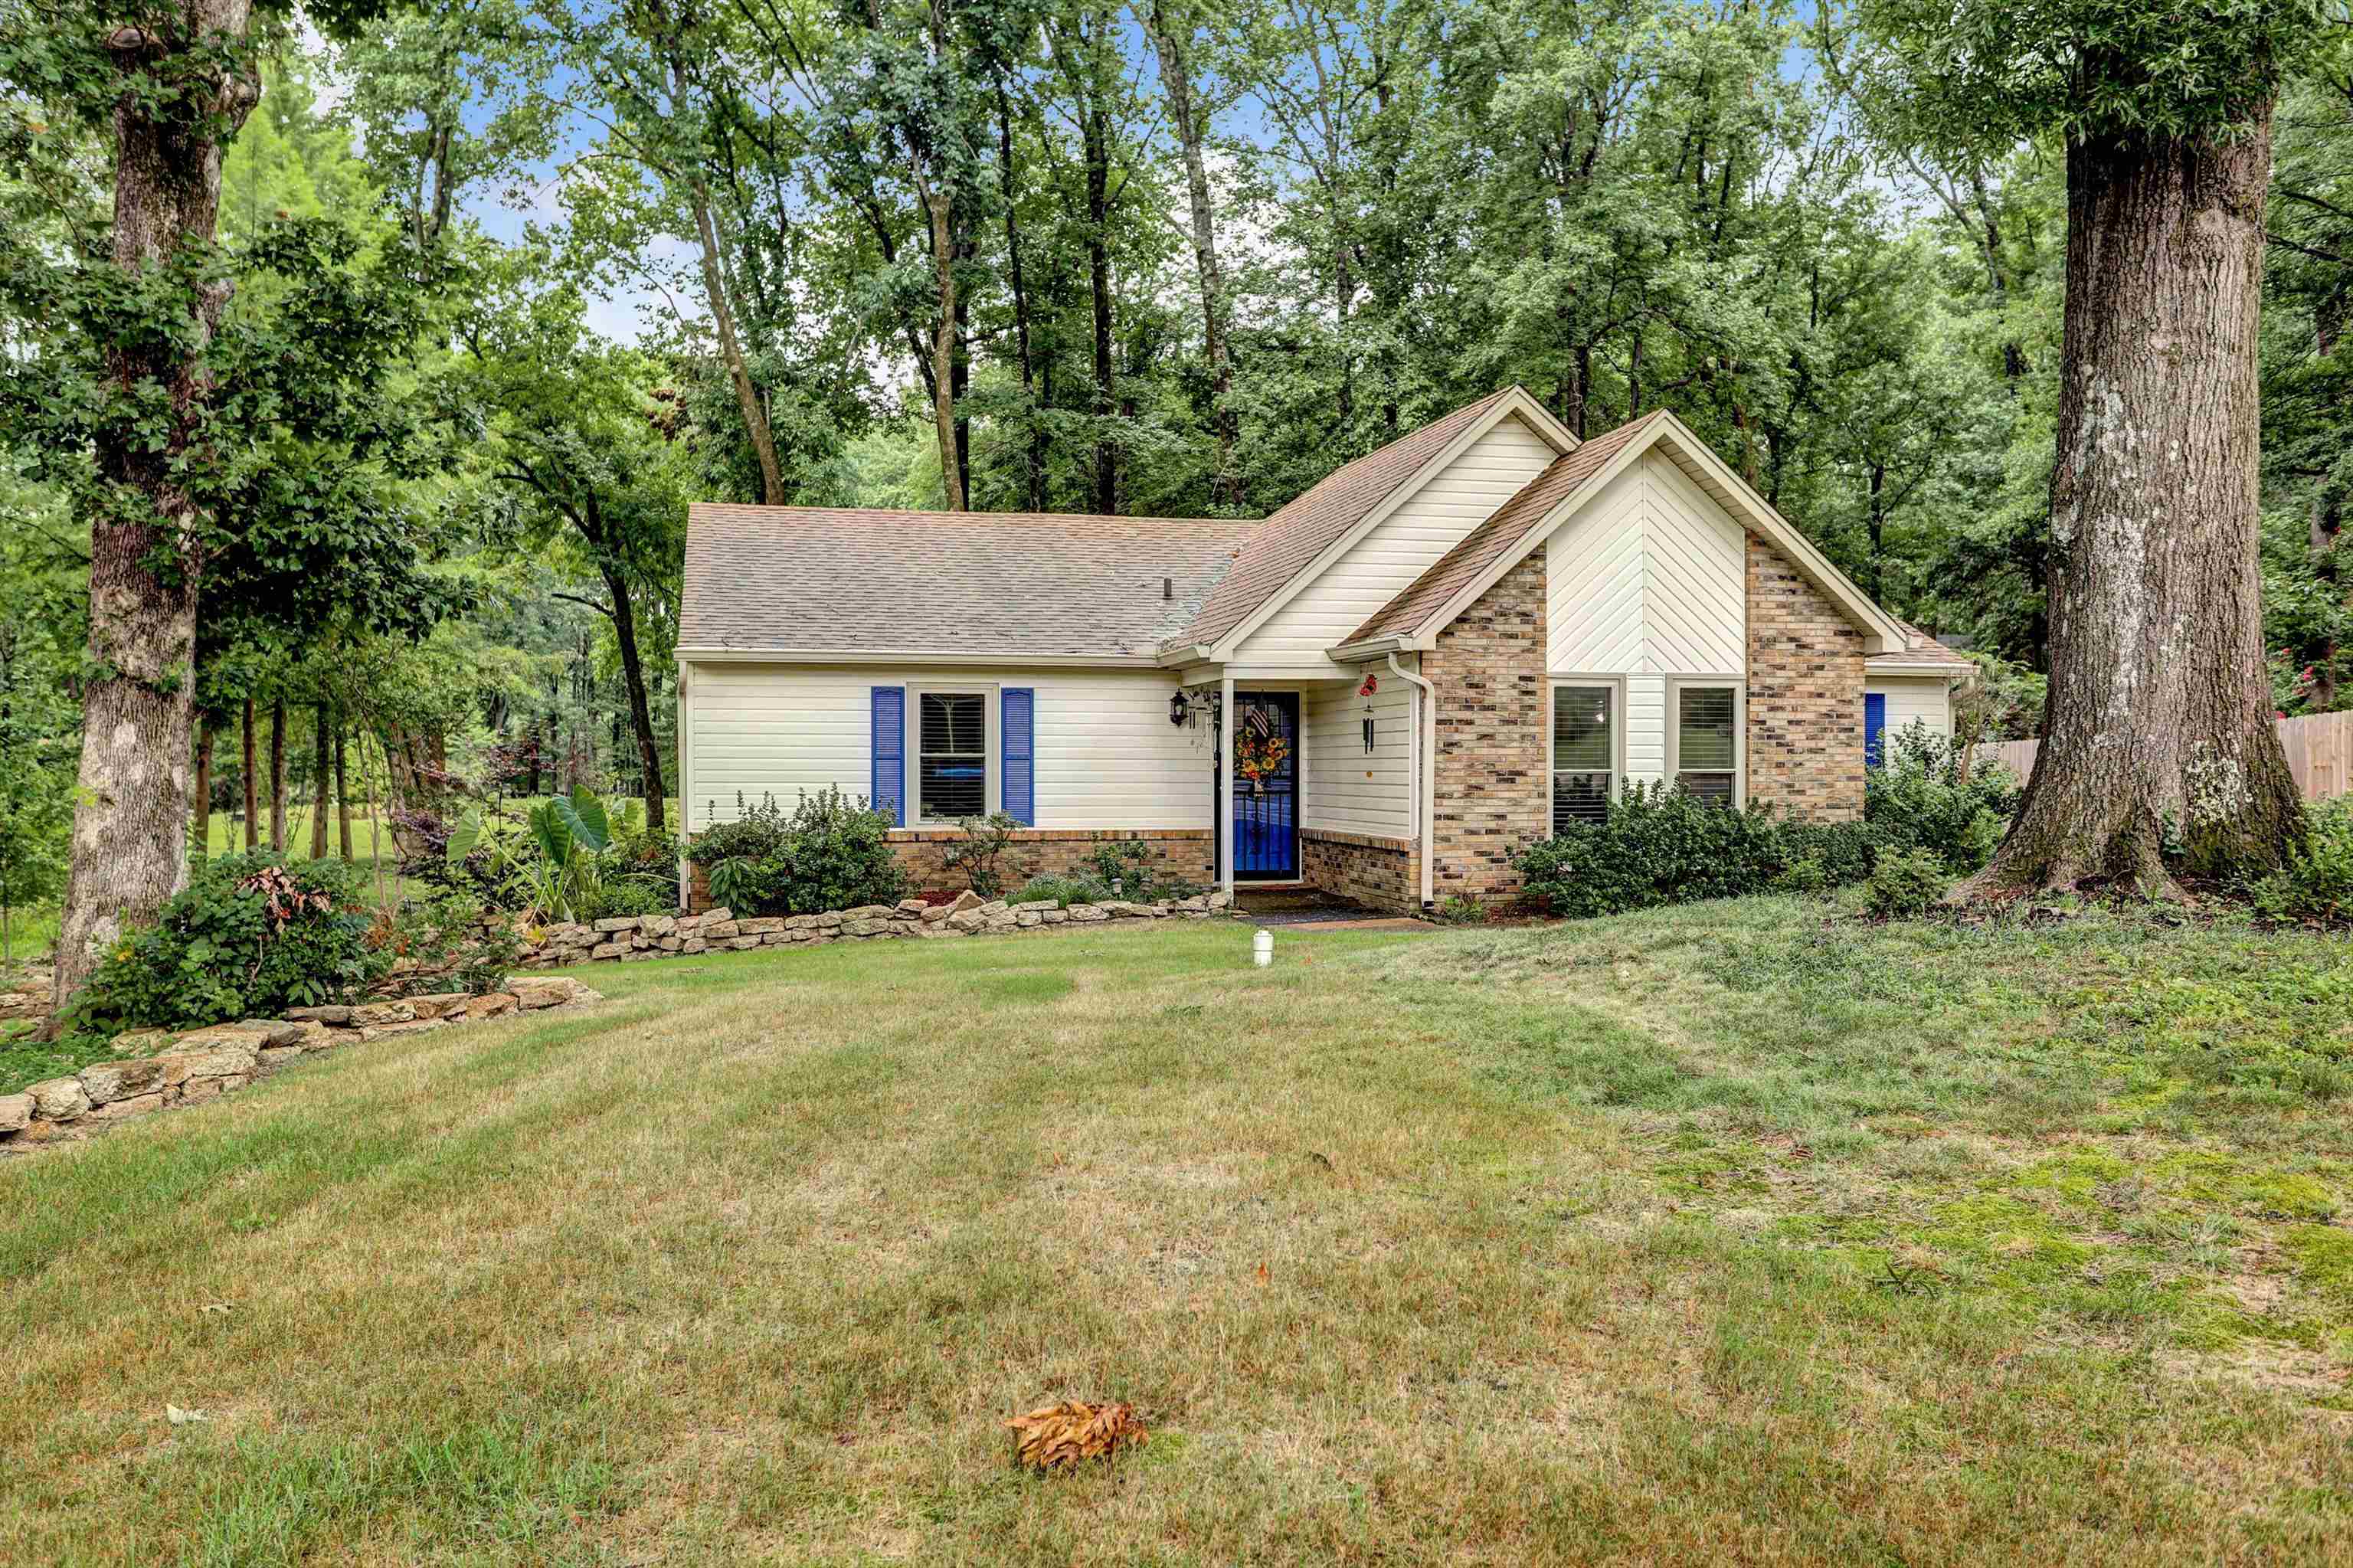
682, 663, 1211, 832
1232, 414, 1560, 670
1867, 675, 1955, 741
1546, 452, 1747, 789
1301, 667, 1417, 838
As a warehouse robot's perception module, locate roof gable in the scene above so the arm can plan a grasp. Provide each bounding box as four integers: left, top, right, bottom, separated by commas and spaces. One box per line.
1165, 387, 1576, 656
1337, 411, 1907, 657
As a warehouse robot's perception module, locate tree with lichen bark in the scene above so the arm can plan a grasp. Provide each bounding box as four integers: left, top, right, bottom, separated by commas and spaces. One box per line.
1853, 0, 2323, 898
0, 0, 458, 1022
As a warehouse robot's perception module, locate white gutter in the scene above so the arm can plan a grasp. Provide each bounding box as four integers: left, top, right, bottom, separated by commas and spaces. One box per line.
675, 647, 1165, 668
1386, 653, 1437, 912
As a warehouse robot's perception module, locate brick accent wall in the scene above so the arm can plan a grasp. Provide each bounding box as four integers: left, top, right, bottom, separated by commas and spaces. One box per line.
1745, 532, 1865, 821
686, 829, 1214, 912
1425, 548, 1549, 904
1301, 830, 1418, 914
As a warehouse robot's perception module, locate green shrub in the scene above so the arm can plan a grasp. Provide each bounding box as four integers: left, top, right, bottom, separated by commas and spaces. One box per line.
685, 787, 906, 916
943, 812, 1022, 899
2247, 797, 2353, 922
1515, 784, 1801, 918
1010, 874, 1110, 908
577, 874, 676, 922
1864, 723, 2021, 872
1082, 839, 1203, 902
71, 853, 390, 1032
1864, 846, 1951, 918
1437, 895, 1489, 925
1772, 853, 1830, 896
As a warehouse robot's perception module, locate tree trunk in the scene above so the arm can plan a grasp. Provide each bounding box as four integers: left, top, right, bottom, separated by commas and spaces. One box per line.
50, 0, 259, 1022
241, 697, 259, 849
309, 703, 329, 858
602, 565, 668, 831
995, 81, 1047, 513
918, 170, 966, 512
1085, 96, 1117, 515
268, 697, 286, 852
335, 727, 352, 861
677, 85, 784, 509
1148, 5, 1239, 509
1961, 116, 2302, 900
190, 722, 212, 864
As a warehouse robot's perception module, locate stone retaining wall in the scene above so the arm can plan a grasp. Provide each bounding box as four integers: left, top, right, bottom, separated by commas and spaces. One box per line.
526, 886, 1237, 966
0, 976, 605, 1151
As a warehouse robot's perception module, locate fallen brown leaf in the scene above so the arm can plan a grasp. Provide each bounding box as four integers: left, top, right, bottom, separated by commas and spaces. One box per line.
1003, 1400, 1148, 1472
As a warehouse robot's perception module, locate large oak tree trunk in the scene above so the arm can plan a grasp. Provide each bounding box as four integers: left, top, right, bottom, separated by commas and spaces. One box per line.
51, 0, 259, 1022
309, 703, 330, 858
1964, 116, 2301, 899
918, 173, 965, 512
1084, 97, 1117, 515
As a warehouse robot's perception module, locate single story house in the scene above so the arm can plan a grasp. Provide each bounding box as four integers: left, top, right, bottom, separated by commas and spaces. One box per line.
674, 386, 1973, 915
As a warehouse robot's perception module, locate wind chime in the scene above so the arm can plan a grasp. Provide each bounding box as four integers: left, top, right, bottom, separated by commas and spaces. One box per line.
1358, 673, 1379, 754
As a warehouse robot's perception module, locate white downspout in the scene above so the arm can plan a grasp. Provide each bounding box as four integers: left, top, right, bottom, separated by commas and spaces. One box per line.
1387, 653, 1436, 911
676, 658, 693, 912
1218, 673, 1235, 895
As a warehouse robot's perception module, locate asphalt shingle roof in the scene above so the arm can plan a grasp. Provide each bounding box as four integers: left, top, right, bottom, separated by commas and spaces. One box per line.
1869, 621, 1977, 671
1343, 412, 1664, 647
1163, 388, 1517, 651
681, 505, 1259, 658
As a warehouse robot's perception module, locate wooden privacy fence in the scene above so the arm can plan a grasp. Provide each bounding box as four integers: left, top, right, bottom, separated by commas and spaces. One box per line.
1982, 709, 2353, 803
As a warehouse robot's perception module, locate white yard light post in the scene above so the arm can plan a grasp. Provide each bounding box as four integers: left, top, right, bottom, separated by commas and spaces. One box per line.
1253, 928, 1274, 967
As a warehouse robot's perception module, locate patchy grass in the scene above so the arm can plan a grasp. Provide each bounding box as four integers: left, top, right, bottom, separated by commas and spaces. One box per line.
3, 902, 2351, 1563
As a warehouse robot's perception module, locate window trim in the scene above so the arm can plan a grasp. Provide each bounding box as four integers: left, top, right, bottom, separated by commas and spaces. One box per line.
1546, 675, 1626, 831
905, 683, 1000, 826
1665, 676, 1744, 807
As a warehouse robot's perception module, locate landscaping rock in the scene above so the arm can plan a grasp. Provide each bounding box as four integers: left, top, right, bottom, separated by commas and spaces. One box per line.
948, 890, 983, 913
464, 993, 518, 1021
286, 1005, 352, 1025
1042, 908, 1069, 925
94, 1092, 165, 1121
1068, 905, 1109, 922
257, 1047, 303, 1071
1013, 899, 1056, 914
702, 921, 739, 941
701, 907, 734, 924
641, 915, 677, 938
406, 994, 469, 1020
844, 904, 896, 920
920, 903, 952, 923
739, 918, 786, 935
110, 1029, 173, 1056
0, 1092, 31, 1132
352, 1002, 415, 1027
591, 941, 630, 961
1206, 889, 1234, 910
27, 1078, 88, 1121
593, 917, 640, 933
947, 909, 987, 932
234, 1020, 308, 1047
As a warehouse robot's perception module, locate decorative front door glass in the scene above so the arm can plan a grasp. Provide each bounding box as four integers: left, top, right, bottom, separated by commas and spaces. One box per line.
1232, 692, 1298, 879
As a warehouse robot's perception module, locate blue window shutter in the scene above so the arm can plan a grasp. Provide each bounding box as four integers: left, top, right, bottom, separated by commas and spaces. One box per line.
1002, 688, 1035, 825
872, 687, 905, 824
1864, 692, 1887, 769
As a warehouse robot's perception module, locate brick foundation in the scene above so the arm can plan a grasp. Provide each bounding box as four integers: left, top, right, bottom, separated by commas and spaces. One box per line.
1745, 533, 1865, 821
1424, 548, 1550, 905
686, 828, 1215, 912
1300, 829, 1419, 914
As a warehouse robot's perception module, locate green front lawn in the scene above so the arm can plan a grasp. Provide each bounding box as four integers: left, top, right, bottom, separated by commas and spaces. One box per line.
2, 900, 2349, 1563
